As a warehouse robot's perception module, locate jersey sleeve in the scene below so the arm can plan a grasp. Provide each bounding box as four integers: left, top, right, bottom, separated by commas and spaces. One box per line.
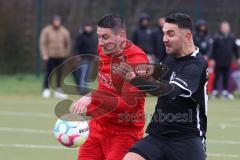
117, 53, 149, 111
169, 62, 203, 98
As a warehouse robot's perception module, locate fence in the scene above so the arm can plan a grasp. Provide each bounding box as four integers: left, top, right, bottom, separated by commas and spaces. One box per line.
0, 0, 240, 74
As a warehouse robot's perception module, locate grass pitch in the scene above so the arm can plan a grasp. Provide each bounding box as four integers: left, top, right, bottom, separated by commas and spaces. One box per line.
0, 75, 239, 160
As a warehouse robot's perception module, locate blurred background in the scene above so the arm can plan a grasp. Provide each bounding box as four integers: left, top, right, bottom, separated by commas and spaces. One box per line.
0, 0, 240, 160
1, 0, 240, 75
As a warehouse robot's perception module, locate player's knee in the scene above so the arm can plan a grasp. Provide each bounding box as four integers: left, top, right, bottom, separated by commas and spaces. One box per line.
123, 152, 145, 160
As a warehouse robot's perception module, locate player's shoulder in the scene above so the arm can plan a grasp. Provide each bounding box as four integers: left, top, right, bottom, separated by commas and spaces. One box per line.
126, 41, 144, 53
125, 41, 149, 63
184, 51, 208, 72
193, 51, 207, 65
176, 49, 207, 69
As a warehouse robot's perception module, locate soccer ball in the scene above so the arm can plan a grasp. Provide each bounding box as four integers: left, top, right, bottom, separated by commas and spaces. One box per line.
53, 119, 89, 148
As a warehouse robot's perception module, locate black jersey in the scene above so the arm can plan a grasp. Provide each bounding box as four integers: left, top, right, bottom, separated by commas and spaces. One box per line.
146, 49, 208, 138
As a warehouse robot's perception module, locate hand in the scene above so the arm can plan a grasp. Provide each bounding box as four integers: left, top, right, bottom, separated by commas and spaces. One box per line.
42, 54, 49, 61
135, 64, 154, 77
69, 93, 92, 114
117, 62, 136, 81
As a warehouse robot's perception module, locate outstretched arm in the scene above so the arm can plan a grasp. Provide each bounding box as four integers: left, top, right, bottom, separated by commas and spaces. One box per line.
117, 62, 175, 97
117, 62, 204, 99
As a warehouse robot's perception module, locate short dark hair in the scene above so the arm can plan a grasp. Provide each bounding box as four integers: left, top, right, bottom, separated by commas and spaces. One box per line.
165, 13, 193, 32
98, 13, 125, 32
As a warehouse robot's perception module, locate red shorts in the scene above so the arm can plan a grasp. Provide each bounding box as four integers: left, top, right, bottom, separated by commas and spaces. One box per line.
78, 120, 144, 160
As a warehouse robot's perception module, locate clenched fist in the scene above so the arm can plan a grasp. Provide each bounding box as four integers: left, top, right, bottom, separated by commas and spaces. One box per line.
135, 64, 154, 77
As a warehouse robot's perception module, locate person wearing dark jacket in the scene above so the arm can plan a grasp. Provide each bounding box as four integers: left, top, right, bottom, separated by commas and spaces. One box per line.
73, 21, 98, 94
211, 21, 240, 99
152, 17, 166, 62
132, 13, 154, 62
194, 19, 211, 60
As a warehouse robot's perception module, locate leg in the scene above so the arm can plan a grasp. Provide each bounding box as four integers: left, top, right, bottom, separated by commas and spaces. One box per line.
212, 66, 221, 97
43, 58, 55, 89
56, 58, 65, 88
221, 65, 234, 99
222, 65, 230, 91
213, 66, 221, 91
73, 69, 80, 85
124, 135, 166, 160
52, 58, 69, 98
73, 68, 81, 94
166, 137, 206, 160
123, 152, 145, 160
78, 121, 104, 160
42, 58, 55, 97
78, 138, 104, 160
104, 133, 142, 160
79, 60, 90, 94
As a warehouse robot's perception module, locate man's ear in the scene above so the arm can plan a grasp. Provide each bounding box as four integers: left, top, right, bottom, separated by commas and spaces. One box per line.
184, 31, 192, 43
120, 31, 126, 38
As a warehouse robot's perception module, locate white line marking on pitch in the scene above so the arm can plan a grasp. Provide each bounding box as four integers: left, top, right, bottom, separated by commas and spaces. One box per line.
0, 143, 76, 150
0, 111, 53, 118
209, 117, 240, 122
0, 143, 238, 158
0, 127, 52, 134
208, 123, 240, 129
208, 140, 240, 145
1, 127, 240, 146
208, 153, 239, 158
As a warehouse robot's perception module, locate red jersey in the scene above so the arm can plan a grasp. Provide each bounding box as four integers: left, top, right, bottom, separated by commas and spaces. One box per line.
87, 41, 149, 132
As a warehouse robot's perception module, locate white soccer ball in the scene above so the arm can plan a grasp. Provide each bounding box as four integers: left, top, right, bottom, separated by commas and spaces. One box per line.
53, 119, 89, 148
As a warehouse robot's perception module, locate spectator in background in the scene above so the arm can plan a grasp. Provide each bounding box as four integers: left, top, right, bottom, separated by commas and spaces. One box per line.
132, 13, 154, 62
211, 21, 240, 99
73, 21, 98, 94
40, 15, 71, 98
152, 17, 166, 62
194, 19, 211, 60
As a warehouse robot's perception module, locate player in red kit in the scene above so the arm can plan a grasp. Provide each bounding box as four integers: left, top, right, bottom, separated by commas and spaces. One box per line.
70, 14, 149, 160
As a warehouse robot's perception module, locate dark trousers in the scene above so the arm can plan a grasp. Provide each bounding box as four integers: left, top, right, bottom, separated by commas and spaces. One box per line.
43, 58, 65, 89
213, 65, 230, 90
73, 59, 93, 95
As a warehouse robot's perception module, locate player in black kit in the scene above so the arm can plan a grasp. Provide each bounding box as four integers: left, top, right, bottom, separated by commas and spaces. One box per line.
119, 13, 208, 160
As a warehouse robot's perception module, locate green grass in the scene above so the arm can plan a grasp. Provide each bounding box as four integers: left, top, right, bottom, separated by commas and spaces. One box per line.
0, 74, 43, 95
0, 75, 240, 160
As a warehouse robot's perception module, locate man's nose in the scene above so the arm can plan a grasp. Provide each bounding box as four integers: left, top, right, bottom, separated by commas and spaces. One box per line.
163, 35, 168, 42
98, 38, 104, 46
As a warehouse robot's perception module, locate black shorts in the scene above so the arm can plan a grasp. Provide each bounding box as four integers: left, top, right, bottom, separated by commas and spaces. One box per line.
128, 135, 206, 160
